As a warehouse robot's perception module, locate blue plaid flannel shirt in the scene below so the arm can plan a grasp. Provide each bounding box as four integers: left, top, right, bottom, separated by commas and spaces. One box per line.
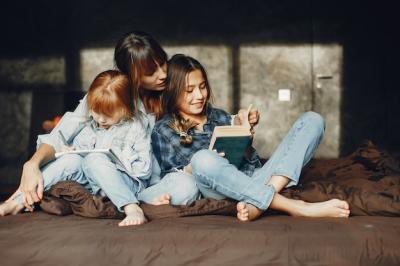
151, 105, 262, 178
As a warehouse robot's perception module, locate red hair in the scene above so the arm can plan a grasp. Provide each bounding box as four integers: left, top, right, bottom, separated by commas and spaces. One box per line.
87, 70, 132, 119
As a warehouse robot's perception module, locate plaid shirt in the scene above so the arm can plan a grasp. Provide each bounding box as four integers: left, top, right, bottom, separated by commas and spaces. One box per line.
151, 105, 262, 178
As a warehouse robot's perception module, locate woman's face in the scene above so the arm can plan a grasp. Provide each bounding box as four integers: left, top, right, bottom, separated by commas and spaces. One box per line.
141, 62, 167, 91
177, 69, 208, 119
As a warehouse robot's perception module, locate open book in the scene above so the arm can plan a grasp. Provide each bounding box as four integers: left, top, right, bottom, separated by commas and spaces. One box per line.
55, 148, 129, 172
208, 105, 253, 168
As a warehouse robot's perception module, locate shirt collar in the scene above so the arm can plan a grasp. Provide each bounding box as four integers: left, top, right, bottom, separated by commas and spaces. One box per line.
205, 104, 219, 124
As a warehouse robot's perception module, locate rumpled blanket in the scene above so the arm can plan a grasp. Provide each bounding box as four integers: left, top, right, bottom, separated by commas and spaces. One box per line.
40, 140, 400, 219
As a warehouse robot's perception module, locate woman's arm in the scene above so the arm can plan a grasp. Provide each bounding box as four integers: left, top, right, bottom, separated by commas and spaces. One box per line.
8, 95, 89, 209
7, 143, 55, 210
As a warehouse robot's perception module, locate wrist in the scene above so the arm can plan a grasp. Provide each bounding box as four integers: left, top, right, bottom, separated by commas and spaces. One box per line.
23, 159, 40, 170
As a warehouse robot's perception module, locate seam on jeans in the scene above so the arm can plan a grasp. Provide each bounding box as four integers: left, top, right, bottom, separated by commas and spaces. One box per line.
196, 172, 272, 210
274, 120, 303, 171
270, 169, 297, 184
271, 116, 308, 182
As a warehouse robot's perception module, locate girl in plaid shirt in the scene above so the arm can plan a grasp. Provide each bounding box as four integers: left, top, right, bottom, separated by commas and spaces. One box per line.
152, 54, 350, 222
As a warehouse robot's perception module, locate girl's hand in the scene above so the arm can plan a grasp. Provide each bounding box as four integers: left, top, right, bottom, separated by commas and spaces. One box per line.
183, 164, 193, 174
234, 108, 260, 135
212, 149, 225, 157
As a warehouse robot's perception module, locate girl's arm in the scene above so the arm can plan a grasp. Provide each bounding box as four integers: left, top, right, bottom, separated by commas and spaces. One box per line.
151, 129, 187, 177
9, 95, 89, 209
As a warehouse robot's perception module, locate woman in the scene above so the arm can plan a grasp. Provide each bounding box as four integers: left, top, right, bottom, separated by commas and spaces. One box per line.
152, 54, 350, 221
8, 31, 200, 214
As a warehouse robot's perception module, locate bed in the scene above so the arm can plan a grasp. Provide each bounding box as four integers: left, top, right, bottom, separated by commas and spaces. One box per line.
1, 140, 399, 266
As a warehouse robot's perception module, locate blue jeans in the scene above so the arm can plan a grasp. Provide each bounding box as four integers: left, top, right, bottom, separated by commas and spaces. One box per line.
14, 154, 89, 205
138, 171, 200, 205
191, 111, 325, 210
82, 153, 143, 212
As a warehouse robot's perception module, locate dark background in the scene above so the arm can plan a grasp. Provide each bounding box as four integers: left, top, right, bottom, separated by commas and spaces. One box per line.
0, 0, 399, 179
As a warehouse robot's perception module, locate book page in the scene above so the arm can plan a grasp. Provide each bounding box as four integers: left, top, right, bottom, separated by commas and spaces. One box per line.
55, 149, 128, 172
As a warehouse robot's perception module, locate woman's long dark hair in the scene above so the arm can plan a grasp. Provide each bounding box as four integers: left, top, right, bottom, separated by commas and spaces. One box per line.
114, 31, 167, 119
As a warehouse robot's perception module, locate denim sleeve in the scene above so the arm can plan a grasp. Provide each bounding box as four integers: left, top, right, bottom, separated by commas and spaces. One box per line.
151, 130, 185, 178
36, 95, 89, 152
118, 120, 152, 180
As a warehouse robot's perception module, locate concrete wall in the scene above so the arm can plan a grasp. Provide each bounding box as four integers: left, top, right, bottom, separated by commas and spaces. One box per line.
1, 0, 399, 185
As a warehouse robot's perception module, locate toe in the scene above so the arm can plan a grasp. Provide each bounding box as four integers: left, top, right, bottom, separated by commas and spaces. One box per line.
236, 202, 246, 212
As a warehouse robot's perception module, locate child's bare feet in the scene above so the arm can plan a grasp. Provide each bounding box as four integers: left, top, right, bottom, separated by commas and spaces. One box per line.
150, 194, 170, 205
236, 202, 264, 222
118, 203, 147, 227
0, 201, 24, 216
292, 199, 350, 218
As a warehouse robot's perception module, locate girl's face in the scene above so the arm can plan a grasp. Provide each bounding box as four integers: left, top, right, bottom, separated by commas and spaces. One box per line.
177, 69, 208, 119
91, 111, 124, 129
141, 62, 167, 91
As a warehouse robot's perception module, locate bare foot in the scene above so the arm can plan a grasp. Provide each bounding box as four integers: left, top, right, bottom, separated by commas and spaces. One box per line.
236, 202, 264, 222
0, 201, 24, 216
293, 199, 350, 218
118, 203, 147, 227
150, 194, 170, 205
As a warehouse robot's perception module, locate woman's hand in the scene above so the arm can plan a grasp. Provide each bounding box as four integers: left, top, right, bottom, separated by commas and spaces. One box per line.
19, 161, 44, 211
7, 161, 44, 211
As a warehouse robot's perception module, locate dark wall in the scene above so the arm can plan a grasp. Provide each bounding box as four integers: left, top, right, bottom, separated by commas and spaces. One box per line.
1, 0, 399, 157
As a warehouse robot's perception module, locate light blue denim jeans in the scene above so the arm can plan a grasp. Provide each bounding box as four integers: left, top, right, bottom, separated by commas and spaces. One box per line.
13, 154, 89, 205
138, 171, 200, 205
191, 111, 325, 211
81, 153, 143, 212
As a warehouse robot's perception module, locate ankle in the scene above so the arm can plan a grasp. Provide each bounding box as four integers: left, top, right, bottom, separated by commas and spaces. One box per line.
123, 203, 141, 214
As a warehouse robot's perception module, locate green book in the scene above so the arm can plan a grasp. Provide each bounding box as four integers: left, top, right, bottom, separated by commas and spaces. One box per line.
208, 105, 253, 168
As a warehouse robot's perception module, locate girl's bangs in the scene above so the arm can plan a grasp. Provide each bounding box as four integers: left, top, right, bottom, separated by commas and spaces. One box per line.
90, 93, 121, 118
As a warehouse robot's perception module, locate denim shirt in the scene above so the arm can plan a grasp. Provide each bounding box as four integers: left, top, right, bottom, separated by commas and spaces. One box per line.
37, 94, 153, 180
151, 105, 261, 178
72, 117, 152, 181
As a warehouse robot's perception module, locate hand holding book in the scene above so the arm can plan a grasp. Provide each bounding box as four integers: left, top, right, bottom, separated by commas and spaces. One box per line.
208, 104, 255, 168
233, 104, 260, 135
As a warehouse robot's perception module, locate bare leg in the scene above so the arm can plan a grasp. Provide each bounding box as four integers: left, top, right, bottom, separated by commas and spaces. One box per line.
237, 175, 350, 221
118, 203, 147, 227
269, 193, 350, 217
237, 175, 288, 221
0, 200, 24, 216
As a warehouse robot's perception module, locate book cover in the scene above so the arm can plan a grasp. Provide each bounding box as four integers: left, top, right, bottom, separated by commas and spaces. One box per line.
208, 105, 253, 168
